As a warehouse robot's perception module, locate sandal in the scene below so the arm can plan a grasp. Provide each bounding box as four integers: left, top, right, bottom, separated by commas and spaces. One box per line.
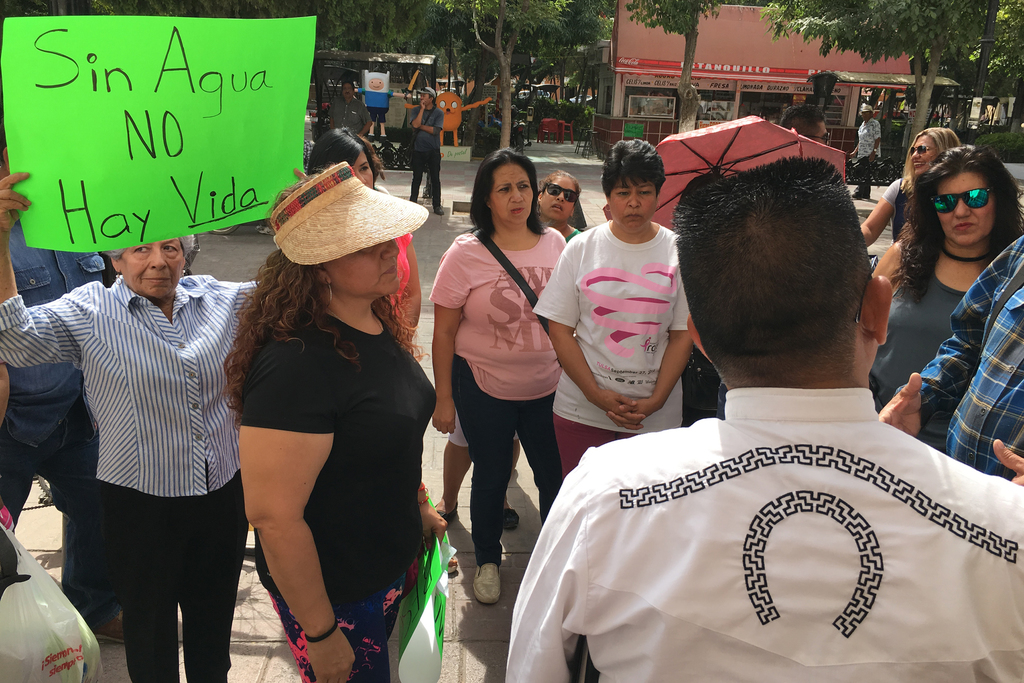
439, 505, 458, 524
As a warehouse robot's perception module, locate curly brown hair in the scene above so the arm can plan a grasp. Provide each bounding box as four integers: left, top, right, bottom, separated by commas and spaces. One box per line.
893, 145, 1024, 301
224, 248, 418, 420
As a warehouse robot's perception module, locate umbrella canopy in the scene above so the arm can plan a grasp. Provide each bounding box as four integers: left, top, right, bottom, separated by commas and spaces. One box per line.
652, 116, 847, 228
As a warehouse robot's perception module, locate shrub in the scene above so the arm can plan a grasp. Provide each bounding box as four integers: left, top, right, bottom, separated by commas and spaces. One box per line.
472, 126, 501, 158
976, 132, 1024, 163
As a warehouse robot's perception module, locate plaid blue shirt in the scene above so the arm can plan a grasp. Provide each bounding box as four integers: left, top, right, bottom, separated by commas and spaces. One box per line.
918, 236, 1024, 479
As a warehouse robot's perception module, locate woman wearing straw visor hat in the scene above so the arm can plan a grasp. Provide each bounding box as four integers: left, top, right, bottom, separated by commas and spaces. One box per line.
226, 162, 445, 683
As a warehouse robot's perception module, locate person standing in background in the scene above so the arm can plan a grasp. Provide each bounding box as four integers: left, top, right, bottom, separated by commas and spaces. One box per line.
0, 121, 122, 641
409, 87, 446, 216
850, 103, 881, 200
330, 81, 372, 137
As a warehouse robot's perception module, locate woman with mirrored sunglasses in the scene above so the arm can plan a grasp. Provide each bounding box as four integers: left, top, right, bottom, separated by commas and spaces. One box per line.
538, 171, 582, 241
861, 128, 960, 246
871, 145, 1024, 452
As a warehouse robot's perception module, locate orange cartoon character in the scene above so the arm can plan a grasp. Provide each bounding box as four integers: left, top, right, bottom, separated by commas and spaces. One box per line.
434, 92, 492, 146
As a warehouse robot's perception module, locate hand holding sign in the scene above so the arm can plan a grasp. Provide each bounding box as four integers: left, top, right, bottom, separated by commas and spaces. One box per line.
0, 173, 31, 233
2, 16, 315, 251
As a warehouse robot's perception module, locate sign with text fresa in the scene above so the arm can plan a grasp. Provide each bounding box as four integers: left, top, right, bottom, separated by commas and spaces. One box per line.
2, 16, 315, 251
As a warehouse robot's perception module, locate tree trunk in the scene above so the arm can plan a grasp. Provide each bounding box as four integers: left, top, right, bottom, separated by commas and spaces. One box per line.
463, 46, 490, 150
499, 56, 513, 148
909, 38, 945, 140
676, 21, 700, 133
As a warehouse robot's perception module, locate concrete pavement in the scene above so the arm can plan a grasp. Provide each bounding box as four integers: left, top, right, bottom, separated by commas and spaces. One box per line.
13, 140, 891, 682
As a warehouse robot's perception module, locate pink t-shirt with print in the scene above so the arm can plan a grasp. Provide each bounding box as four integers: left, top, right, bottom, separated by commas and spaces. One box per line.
430, 229, 564, 401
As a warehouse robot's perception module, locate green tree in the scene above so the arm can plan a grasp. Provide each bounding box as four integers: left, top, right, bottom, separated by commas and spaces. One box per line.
98, 0, 426, 49
442, 0, 565, 147
993, 0, 1024, 131
764, 0, 985, 139
623, 0, 723, 133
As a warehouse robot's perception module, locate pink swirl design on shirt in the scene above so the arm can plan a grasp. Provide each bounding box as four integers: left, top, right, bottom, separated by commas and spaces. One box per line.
580, 263, 677, 357
0, 505, 12, 531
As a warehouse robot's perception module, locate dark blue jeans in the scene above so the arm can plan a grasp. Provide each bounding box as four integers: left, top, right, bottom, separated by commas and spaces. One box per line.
452, 355, 562, 567
410, 148, 442, 209
0, 395, 120, 629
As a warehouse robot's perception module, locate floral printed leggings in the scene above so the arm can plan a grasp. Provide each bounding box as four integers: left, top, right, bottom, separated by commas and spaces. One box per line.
269, 573, 406, 683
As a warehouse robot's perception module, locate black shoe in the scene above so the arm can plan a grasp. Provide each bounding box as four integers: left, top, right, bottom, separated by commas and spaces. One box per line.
434, 206, 445, 216
439, 505, 458, 523
503, 507, 520, 530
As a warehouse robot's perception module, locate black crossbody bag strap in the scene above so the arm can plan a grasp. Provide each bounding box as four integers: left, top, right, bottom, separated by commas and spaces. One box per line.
981, 260, 1024, 355
474, 230, 550, 335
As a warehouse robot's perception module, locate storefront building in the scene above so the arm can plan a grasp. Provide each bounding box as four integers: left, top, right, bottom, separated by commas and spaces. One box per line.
593, 3, 910, 154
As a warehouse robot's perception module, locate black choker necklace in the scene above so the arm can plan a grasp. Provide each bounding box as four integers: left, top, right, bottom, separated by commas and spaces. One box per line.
942, 246, 990, 263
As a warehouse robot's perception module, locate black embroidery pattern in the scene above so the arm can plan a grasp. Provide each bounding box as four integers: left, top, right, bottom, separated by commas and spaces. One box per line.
744, 490, 882, 637
618, 444, 1017, 564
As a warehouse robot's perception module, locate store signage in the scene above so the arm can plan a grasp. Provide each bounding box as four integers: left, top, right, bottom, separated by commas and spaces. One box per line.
739, 82, 814, 94
692, 79, 736, 92
623, 75, 679, 88
624, 74, 735, 92
694, 62, 822, 76
623, 123, 645, 138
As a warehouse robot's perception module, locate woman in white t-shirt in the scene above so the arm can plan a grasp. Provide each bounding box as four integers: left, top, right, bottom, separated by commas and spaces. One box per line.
429, 149, 564, 605
534, 139, 693, 477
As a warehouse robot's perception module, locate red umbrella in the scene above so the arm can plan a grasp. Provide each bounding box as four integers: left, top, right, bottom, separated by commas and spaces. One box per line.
652, 116, 847, 227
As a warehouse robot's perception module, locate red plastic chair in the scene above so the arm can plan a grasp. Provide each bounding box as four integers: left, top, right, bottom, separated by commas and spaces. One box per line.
538, 118, 560, 143
558, 120, 574, 144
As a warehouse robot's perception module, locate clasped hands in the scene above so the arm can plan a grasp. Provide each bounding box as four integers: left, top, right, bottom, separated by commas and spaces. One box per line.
589, 388, 661, 430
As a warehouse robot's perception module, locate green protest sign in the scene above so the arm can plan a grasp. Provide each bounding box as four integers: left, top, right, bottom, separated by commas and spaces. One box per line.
1, 16, 315, 251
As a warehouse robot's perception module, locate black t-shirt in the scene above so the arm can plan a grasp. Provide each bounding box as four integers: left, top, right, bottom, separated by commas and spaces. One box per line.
241, 318, 435, 604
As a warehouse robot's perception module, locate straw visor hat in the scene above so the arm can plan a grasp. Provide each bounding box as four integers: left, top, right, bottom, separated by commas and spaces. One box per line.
269, 162, 428, 265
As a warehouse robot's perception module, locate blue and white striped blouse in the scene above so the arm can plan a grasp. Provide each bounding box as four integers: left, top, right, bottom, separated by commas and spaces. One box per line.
0, 275, 255, 497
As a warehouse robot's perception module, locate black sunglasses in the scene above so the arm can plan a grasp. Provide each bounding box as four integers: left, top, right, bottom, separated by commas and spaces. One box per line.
931, 188, 992, 213
807, 132, 831, 144
910, 145, 932, 155
543, 183, 579, 203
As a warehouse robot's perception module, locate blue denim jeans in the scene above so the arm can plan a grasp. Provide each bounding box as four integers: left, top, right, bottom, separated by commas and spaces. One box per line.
0, 395, 120, 629
451, 355, 562, 567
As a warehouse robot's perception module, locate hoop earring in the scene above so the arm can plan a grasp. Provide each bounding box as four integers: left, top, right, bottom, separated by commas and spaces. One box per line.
324, 282, 333, 306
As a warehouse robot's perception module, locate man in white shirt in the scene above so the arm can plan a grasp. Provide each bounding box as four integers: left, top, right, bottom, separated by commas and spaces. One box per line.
850, 103, 881, 199
508, 157, 1024, 682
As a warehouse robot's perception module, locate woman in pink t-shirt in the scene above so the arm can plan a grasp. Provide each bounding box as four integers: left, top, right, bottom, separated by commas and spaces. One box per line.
430, 149, 564, 605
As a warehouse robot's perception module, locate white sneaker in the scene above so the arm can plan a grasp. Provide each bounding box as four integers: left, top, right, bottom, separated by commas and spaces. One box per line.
474, 563, 500, 604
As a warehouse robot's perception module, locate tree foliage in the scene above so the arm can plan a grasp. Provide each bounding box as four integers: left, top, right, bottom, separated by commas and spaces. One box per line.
94, 0, 426, 49
763, 0, 985, 139
440, 0, 565, 147
993, 0, 1024, 84
621, 0, 722, 132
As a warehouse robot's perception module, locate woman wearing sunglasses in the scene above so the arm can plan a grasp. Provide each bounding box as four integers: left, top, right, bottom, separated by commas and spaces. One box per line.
538, 171, 582, 241
871, 145, 1024, 452
534, 140, 692, 477
862, 128, 960, 246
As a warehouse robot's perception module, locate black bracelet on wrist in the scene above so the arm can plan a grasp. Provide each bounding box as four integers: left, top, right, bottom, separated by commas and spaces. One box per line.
305, 621, 338, 643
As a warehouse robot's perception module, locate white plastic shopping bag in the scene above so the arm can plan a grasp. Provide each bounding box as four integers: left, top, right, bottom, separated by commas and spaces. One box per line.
397, 534, 456, 683
0, 525, 102, 682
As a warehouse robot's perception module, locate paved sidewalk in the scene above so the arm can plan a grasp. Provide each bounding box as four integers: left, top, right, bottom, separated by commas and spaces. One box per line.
13, 141, 888, 682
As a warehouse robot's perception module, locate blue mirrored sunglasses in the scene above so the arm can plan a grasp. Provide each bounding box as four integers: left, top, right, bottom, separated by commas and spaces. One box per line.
930, 188, 991, 214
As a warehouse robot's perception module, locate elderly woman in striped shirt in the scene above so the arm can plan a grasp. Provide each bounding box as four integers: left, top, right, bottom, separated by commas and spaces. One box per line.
0, 170, 250, 683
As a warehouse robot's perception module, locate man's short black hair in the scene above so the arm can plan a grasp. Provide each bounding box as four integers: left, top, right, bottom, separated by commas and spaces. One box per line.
779, 104, 825, 133
673, 157, 869, 387
601, 139, 665, 196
